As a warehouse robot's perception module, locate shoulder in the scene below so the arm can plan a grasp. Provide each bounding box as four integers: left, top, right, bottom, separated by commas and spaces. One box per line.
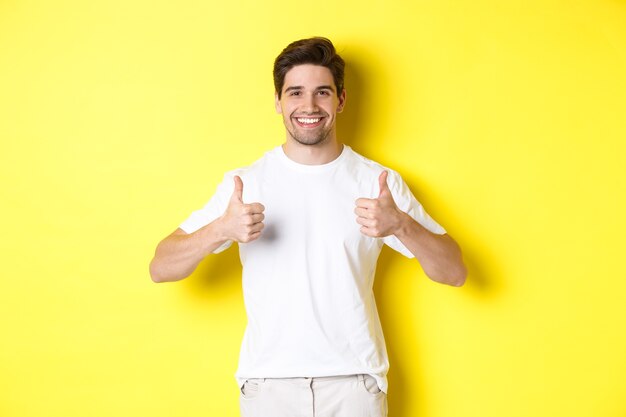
343, 146, 404, 185
215, 146, 279, 201
221, 146, 279, 182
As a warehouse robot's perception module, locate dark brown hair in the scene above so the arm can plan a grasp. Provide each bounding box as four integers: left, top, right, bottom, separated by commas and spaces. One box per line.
273, 37, 345, 99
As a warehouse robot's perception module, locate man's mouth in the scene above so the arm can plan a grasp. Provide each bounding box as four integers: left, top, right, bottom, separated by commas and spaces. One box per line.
294, 117, 324, 128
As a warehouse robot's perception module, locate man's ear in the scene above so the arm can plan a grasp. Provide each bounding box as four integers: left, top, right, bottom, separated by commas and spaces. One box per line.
275, 92, 282, 114
337, 89, 346, 113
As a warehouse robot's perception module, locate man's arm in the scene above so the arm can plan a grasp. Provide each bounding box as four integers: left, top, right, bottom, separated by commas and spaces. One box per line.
392, 216, 466, 286
149, 176, 265, 283
355, 171, 467, 286
149, 224, 229, 283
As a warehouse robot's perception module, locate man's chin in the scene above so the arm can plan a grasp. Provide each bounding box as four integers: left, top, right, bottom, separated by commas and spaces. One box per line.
293, 136, 328, 146
287, 129, 330, 147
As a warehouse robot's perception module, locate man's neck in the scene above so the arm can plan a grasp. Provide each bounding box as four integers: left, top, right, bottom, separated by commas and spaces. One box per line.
282, 137, 344, 166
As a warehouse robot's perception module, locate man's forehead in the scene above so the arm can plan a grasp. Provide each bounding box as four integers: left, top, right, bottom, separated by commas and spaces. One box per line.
283, 64, 335, 88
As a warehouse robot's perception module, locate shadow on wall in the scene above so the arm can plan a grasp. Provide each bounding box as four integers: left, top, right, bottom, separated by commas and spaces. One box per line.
373, 247, 413, 417
336, 49, 379, 152
373, 244, 499, 417
183, 242, 243, 301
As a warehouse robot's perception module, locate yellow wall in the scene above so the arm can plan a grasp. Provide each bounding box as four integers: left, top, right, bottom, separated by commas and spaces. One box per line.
1, 1, 625, 416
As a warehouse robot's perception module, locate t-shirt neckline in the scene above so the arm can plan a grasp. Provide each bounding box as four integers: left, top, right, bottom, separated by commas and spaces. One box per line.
276, 144, 349, 173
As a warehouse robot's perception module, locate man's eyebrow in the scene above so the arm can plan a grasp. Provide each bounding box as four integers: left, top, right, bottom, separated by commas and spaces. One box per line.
283, 85, 336, 93
284, 86, 303, 93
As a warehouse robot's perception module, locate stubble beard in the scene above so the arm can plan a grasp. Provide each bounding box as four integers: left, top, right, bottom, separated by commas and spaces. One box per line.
285, 115, 333, 146
287, 126, 332, 146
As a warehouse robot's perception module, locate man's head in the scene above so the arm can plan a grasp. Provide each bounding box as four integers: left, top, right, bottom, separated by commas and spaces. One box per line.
273, 37, 345, 99
273, 37, 347, 147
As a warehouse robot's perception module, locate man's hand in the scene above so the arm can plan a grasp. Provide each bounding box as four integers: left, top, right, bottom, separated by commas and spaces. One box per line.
355, 171, 405, 238
218, 175, 265, 243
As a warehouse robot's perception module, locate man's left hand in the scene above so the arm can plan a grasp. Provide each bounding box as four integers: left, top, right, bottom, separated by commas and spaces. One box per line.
355, 171, 405, 238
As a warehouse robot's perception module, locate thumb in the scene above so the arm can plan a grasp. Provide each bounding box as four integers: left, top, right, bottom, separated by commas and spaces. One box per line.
231, 175, 244, 203
378, 171, 390, 198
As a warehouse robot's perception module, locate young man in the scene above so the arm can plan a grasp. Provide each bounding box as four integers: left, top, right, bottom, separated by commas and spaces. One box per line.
150, 37, 466, 417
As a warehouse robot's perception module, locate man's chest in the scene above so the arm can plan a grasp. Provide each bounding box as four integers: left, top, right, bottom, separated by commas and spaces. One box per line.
242, 172, 376, 249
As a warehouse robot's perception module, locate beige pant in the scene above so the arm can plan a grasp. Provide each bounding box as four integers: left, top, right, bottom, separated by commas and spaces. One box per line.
239, 374, 388, 417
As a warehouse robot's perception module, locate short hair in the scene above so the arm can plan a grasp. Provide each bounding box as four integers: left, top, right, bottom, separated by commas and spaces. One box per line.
273, 37, 345, 99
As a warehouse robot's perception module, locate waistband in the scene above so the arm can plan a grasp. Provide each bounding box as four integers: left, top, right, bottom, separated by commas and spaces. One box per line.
245, 374, 367, 386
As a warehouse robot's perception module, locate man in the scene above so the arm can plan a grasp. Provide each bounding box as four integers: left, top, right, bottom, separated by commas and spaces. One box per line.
150, 37, 466, 417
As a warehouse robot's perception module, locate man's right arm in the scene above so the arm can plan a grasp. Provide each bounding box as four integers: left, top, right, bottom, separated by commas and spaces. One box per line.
149, 223, 229, 283
149, 175, 265, 283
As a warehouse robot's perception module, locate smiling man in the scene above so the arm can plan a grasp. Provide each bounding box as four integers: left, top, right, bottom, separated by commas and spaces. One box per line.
149, 37, 467, 417
277, 64, 344, 148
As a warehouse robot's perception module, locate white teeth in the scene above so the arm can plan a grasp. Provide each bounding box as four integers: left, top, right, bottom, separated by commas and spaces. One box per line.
296, 118, 321, 124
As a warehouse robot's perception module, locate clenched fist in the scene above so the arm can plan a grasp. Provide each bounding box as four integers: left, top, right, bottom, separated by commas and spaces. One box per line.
355, 171, 404, 238
219, 175, 265, 243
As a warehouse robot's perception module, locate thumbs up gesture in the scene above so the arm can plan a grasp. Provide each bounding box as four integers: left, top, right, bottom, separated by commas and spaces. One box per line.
219, 175, 265, 243
355, 171, 404, 238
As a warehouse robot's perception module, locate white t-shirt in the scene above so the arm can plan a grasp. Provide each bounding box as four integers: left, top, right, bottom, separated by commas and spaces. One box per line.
179, 144, 446, 393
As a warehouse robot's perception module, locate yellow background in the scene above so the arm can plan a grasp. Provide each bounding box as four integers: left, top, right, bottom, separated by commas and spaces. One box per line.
1, 0, 625, 416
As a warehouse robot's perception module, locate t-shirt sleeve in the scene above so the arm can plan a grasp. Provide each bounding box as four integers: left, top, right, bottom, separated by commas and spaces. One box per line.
178, 172, 236, 254
382, 169, 447, 258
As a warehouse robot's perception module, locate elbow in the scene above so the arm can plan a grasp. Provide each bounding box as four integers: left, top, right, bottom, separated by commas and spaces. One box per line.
149, 258, 175, 283
426, 235, 468, 287
439, 273, 466, 287
150, 273, 164, 284
149, 258, 188, 283
427, 264, 467, 287
449, 272, 467, 287
452, 265, 468, 287
149, 259, 165, 283
448, 264, 468, 287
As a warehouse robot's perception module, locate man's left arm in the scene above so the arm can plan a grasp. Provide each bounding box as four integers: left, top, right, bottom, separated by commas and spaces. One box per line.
355, 171, 467, 286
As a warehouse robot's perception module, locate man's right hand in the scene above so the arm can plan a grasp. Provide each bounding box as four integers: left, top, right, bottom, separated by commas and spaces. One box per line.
217, 175, 265, 243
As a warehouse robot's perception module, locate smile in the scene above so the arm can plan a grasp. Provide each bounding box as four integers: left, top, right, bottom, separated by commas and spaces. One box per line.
294, 117, 324, 127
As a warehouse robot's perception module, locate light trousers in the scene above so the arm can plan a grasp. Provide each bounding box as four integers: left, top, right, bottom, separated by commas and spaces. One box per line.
239, 374, 388, 417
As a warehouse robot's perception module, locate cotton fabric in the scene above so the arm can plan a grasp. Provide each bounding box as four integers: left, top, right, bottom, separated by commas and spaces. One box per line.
179, 145, 446, 394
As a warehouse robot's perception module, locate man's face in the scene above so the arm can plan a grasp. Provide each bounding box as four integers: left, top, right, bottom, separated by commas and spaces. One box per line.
275, 64, 346, 147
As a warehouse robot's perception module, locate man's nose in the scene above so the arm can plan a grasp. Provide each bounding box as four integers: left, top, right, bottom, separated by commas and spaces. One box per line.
302, 93, 319, 113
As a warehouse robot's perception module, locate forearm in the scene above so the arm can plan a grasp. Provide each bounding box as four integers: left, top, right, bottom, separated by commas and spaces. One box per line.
394, 212, 467, 286
149, 219, 230, 283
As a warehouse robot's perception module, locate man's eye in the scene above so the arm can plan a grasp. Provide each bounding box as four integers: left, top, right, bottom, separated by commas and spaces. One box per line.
290, 91, 301, 96
318, 91, 329, 95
